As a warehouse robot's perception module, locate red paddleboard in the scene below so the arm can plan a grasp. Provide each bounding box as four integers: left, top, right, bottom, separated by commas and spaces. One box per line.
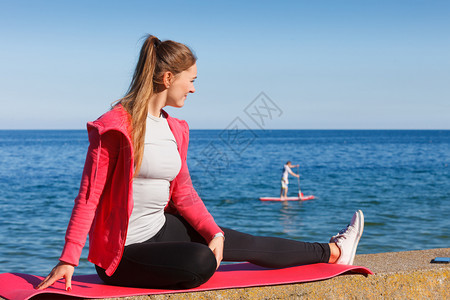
260, 195, 315, 201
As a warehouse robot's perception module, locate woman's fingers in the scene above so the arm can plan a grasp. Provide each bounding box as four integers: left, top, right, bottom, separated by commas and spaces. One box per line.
210, 247, 223, 269
214, 250, 223, 269
208, 236, 224, 269
36, 272, 60, 290
65, 273, 72, 292
35, 262, 74, 291
35, 276, 48, 290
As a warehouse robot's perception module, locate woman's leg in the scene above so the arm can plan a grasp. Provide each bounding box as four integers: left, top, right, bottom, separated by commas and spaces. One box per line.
156, 214, 331, 267
158, 214, 331, 268
96, 214, 216, 289
95, 213, 331, 288
222, 227, 331, 268
221, 210, 365, 267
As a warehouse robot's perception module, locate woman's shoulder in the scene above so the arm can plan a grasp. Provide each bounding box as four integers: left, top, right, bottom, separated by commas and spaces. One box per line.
88, 104, 131, 135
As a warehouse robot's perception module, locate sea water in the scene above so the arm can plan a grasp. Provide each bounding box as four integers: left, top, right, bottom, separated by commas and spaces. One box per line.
0, 130, 449, 275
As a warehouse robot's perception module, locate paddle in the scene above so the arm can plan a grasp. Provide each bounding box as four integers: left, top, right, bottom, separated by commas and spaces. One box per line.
296, 166, 303, 198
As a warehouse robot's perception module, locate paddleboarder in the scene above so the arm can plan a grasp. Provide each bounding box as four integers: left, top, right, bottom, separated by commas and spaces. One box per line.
37, 34, 365, 292
280, 161, 300, 199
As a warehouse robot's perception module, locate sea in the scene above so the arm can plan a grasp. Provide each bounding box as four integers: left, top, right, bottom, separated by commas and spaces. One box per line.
0, 129, 449, 275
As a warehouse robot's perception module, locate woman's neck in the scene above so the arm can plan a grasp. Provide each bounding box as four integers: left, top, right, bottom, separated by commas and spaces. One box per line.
148, 92, 167, 118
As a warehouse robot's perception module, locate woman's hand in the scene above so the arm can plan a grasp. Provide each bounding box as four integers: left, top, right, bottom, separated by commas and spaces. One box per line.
36, 261, 75, 291
208, 236, 225, 269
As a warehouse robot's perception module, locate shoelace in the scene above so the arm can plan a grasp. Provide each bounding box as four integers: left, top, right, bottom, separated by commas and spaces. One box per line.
333, 224, 355, 242
338, 224, 350, 235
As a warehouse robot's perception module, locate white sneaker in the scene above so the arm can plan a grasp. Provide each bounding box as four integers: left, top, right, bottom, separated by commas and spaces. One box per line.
330, 210, 364, 265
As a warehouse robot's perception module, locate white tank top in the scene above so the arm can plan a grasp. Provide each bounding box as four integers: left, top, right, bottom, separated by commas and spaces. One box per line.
125, 114, 182, 246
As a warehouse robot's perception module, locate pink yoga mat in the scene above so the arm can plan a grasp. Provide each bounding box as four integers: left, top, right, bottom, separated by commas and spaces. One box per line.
0, 263, 372, 300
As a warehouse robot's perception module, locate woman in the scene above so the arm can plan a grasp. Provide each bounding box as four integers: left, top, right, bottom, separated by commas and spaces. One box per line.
37, 35, 364, 291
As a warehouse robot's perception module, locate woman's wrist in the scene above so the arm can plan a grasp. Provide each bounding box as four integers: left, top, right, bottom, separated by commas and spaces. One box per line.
213, 232, 225, 240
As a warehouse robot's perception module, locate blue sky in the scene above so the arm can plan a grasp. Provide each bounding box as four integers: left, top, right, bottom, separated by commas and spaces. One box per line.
1, 0, 449, 129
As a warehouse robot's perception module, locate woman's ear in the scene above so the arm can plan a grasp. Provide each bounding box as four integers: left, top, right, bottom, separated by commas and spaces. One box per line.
163, 71, 174, 89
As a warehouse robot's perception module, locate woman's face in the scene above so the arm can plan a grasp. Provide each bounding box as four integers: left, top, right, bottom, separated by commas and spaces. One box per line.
165, 63, 197, 108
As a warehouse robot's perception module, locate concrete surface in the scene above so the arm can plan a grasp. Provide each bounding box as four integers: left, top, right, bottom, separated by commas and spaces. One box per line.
100, 248, 450, 300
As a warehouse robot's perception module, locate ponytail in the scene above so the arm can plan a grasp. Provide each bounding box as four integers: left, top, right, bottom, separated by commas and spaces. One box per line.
118, 34, 196, 176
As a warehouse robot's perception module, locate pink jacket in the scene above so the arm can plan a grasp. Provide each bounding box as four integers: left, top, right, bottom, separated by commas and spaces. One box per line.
59, 105, 223, 276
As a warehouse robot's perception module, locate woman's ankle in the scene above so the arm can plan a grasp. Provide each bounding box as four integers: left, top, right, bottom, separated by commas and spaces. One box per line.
328, 243, 341, 263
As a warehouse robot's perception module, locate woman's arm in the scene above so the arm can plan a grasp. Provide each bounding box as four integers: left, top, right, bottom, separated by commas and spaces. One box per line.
170, 161, 223, 241
37, 129, 120, 290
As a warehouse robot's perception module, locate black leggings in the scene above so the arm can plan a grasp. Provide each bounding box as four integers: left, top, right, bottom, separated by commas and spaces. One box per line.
96, 213, 330, 289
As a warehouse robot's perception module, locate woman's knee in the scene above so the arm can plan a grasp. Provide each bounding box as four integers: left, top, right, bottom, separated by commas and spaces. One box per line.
179, 243, 217, 288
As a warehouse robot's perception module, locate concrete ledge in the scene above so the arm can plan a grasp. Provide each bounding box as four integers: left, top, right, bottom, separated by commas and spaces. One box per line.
101, 248, 449, 300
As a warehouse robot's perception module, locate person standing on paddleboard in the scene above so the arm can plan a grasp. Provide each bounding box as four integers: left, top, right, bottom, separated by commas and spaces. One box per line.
37, 34, 365, 292
280, 161, 300, 199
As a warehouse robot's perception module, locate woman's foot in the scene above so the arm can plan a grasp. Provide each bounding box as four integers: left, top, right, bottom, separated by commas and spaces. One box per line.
330, 210, 364, 265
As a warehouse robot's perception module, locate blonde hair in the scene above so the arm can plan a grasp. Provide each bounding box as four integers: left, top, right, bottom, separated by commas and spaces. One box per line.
119, 34, 197, 176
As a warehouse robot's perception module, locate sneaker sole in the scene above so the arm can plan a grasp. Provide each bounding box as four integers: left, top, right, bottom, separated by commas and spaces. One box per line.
348, 210, 364, 265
